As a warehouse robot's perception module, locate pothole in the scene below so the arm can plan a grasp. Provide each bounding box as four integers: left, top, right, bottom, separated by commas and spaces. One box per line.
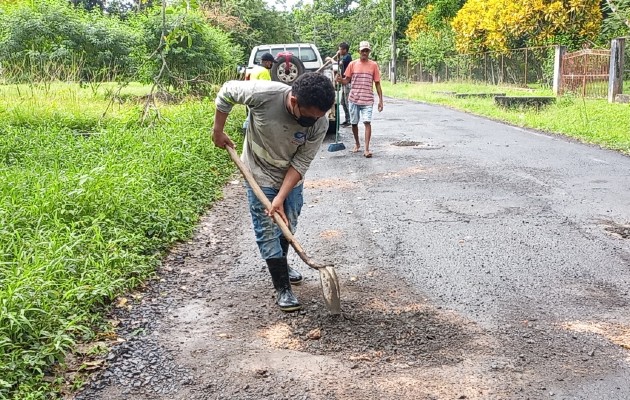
391, 141, 444, 150
392, 140, 422, 147
603, 221, 630, 239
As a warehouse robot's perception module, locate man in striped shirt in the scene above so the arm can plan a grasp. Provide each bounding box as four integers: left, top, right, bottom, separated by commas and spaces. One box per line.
337, 41, 384, 158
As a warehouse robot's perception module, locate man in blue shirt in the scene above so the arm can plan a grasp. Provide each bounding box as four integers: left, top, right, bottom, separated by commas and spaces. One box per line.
337, 43, 352, 126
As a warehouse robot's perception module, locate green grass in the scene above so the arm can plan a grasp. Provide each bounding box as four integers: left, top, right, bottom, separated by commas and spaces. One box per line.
381, 81, 630, 154
0, 82, 244, 399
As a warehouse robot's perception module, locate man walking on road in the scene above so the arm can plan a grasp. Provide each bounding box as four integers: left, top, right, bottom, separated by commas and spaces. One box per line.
337, 41, 383, 158
212, 73, 335, 312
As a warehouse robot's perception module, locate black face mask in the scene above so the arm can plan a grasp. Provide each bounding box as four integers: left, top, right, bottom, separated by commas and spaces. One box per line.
295, 116, 318, 127
292, 102, 319, 127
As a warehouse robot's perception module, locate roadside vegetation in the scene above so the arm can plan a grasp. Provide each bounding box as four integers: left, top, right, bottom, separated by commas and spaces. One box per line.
0, 83, 244, 398
382, 81, 630, 155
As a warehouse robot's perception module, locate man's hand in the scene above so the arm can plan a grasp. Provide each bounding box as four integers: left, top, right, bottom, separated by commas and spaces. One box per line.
325, 51, 340, 63
212, 110, 232, 149
267, 197, 289, 226
212, 130, 234, 149
378, 100, 383, 112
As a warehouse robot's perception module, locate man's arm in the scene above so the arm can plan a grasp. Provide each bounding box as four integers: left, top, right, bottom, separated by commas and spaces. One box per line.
212, 110, 234, 148
212, 80, 256, 148
337, 62, 353, 85
338, 75, 351, 85
375, 81, 383, 112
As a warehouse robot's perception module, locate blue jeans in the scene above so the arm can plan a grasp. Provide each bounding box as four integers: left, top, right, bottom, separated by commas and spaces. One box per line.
349, 102, 373, 124
246, 183, 303, 260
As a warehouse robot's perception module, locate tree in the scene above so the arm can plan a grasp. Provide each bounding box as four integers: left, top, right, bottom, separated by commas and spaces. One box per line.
408, 27, 454, 81
601, 0, 630, 40
406, 0, 464, 37
69, 0, 105, 11
289, 0, 360, 58
343, 0, 392, 61
288, 0, 422, 63
130, 4, 237, 88
451, 0, 603, 53
201, 0, 295, 62
104, 0, 136, 19
405, 2, 461, 81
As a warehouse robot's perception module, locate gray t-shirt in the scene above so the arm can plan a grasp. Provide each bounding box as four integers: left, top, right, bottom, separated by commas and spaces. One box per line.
215, 80, 328, 189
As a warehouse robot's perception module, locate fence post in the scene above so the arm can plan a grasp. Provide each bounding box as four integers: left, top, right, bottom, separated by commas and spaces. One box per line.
583, 53, 588, 97
608, 38, 625, 103
552, 45, 566, 95
524, 48, 528, 86
483, 52, 488, 84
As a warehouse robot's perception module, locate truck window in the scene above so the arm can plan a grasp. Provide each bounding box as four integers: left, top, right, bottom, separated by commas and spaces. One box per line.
255, 48, 318, 64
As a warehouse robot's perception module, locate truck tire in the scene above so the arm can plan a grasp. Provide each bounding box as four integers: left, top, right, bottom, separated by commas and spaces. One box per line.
271, 55, 305, 86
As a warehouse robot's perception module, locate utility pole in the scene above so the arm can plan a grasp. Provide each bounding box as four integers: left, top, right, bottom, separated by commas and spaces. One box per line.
391, 0, 396, 84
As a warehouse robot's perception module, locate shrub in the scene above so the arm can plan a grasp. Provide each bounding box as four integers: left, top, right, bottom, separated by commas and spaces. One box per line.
130, 6, 239, 92
0, 0, 141, 82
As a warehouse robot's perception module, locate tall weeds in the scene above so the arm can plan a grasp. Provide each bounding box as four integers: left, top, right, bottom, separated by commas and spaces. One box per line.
0, 83, 243, 398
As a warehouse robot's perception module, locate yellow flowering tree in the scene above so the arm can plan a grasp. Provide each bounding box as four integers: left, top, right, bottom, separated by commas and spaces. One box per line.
405, 1, 463, 80
451, 0, 602, 53
405, 5, 433, 40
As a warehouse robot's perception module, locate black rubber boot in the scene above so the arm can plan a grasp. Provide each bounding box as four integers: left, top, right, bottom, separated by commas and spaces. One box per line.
280, 237, 303, 285
266, 258, 302, 312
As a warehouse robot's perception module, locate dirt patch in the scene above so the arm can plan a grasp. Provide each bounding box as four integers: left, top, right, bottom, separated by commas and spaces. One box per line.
378, 165, 428, 179
319, 230, 342, 239
305, 179, 357, 190
563, 321, 630, 350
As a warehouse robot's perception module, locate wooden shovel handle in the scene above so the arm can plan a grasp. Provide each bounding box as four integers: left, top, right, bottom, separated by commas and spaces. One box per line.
226, 146, 321, 269
315, 50, 341, 73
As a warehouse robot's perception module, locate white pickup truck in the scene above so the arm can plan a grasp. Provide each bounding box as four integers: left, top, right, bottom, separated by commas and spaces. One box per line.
241, 43, 338, 134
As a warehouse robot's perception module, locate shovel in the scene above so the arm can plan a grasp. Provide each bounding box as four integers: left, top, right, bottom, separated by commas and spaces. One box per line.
226, 146, 341, 314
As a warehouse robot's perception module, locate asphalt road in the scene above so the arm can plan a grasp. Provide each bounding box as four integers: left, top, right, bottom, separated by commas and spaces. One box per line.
76, 96, 630, 400
306, 96, 630, 398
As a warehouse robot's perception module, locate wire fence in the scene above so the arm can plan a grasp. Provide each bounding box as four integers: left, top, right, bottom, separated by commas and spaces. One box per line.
385, 46, 557, 89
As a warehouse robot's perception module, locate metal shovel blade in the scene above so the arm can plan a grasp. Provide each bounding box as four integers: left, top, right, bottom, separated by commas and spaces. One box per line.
319, 266, 341, 314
